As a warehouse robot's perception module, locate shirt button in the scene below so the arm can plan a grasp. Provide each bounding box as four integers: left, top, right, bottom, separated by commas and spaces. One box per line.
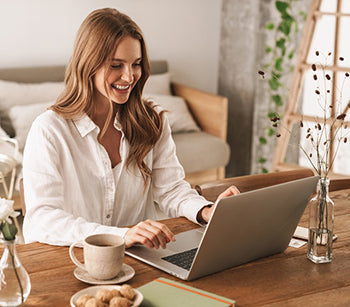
106, 214, 111, 219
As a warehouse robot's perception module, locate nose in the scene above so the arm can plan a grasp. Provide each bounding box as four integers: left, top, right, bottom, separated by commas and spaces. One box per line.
121, 65, 134, 83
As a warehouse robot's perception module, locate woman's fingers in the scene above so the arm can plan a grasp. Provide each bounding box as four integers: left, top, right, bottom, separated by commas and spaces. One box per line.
124, 220, 176, 249
139, 220, 168, 249
217, 185, 240, 201
146, 219, 176, 245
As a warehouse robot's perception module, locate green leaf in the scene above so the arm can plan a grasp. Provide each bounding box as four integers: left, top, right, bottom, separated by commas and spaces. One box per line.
271, 71, 281, 79
278, 19, 293, 36
268, 112, 278, 119
294, 20, 299, 33
274, 58, 283, 71
265, 46, 272, 53
259, 157, 267, 164
272, 94, 283, 106
262, 167, 269, 174
299, 10, 307, 21
268, 78, 280, 91
259, 137, 267, 145
276, 1, 289, 14
276, 38, 286, 56
268, 128, 275, 136
1, 221, 18, 240
276, 38, 285, 48
265, 22, 274, 30
288, 50, 294, 59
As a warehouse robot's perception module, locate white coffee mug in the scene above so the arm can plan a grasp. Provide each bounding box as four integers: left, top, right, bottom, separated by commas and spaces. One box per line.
69, 233, 125, 280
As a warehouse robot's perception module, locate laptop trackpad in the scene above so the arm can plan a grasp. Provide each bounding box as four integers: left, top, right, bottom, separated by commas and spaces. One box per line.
126, 227, 204, 259
167, 227, 204, 252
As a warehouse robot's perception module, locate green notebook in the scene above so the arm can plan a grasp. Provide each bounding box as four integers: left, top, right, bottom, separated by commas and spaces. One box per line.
138, 277, 235, 307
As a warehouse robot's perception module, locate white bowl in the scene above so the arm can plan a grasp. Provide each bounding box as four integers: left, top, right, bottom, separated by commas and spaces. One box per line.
70, 285, 143, 307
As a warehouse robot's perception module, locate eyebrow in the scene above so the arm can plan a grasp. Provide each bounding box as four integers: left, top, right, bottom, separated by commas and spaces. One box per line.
111, 57, 142, 62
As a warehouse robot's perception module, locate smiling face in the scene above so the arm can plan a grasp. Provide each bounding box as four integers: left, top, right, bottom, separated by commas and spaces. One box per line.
93, 36, 142, 109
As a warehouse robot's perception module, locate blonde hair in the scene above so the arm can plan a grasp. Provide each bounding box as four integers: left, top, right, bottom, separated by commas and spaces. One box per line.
51, 8, 164, 182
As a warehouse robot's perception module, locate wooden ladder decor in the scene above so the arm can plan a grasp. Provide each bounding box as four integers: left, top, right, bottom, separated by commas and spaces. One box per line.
271, 0, 350, 175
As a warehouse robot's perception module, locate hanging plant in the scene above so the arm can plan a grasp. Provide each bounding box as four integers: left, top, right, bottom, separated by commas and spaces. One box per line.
257, 0, 306, 173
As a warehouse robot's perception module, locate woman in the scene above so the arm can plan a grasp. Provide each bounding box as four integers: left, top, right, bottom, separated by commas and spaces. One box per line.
22, 8, 238, 248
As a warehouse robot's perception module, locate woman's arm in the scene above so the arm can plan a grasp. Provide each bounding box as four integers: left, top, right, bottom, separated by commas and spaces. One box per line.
151, 114, 212, 223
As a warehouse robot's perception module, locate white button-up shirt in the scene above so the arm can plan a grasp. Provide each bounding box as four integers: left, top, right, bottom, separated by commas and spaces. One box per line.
22, 110, 210, 246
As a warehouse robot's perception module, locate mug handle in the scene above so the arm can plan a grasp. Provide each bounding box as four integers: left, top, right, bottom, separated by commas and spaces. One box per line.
69, 242, 86, 270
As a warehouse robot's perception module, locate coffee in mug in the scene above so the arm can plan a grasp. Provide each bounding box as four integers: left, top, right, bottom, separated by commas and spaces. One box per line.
69, 233, 125, 280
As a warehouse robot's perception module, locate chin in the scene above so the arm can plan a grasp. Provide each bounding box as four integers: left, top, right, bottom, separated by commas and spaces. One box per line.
111, 96, 130, 105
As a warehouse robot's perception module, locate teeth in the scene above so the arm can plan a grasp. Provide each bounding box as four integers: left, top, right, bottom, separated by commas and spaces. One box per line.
112, 84, 130, 90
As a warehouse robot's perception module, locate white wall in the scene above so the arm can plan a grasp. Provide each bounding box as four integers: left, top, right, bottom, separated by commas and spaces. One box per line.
0, 0, 222, 93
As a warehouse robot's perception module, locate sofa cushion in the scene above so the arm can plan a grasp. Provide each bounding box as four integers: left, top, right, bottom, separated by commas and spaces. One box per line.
173, 132, 230, 173
143, 72, 171, 95
144, 94, 200, 133
8, 101, 53, 150
0, 80, 64, 137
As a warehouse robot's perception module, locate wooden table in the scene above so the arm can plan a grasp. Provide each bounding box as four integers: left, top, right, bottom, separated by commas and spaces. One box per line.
2, 189, 350, 306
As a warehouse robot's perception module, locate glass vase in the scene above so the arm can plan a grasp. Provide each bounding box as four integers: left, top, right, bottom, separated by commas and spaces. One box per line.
307, 177, 334, 263
0, 238, 31, 306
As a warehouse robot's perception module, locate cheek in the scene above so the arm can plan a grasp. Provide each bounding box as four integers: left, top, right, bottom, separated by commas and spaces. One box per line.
94, 74, 106, 92
134, 70, 142, 83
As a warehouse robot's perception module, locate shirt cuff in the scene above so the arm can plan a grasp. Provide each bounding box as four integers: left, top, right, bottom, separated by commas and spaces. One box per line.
180, 198, 213, 225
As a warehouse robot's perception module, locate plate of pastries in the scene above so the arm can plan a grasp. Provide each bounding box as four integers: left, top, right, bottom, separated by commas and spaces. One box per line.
70, 284, 143, 307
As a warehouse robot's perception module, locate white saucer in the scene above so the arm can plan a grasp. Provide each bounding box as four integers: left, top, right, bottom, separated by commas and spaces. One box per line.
70, 285, 143, 307
73, 263, 135, 285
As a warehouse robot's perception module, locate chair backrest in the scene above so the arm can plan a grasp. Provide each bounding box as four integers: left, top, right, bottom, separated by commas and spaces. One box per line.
329, 178, 350, 192
19, 178, 26, 216
195, 169, 315, 202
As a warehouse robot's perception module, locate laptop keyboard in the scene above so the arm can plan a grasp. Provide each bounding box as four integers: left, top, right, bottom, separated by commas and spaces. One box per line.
161, 248, 198, 271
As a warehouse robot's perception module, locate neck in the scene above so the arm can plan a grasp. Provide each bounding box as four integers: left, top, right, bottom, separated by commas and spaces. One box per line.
91, 95, 119, 131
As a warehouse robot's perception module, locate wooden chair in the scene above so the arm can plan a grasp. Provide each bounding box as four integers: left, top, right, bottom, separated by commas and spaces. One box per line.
195, 169, 314, 202
329, 178, 350, 193
19, 178, 26, 216
195, 169, 350, 202
0, 137, 19, 200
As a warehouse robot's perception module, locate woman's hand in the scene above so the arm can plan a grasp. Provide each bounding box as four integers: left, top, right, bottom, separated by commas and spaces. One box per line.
199, 185, 240, 223
124, 219, 176, 249
216, 185, 240, 201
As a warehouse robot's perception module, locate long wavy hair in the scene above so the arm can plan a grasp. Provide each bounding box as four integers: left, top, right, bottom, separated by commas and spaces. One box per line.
51, 8, 164, 183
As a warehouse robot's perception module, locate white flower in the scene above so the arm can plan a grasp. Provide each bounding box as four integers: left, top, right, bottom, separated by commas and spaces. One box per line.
0, 198, 19, 224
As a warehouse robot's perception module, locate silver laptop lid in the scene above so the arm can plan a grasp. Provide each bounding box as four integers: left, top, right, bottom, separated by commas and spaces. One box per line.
187, 175, 318, 280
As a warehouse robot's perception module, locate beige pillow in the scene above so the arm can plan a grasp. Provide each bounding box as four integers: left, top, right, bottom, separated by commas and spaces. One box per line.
8, 101, 53, 150
144, 94, 200, 133
143, 73, 171, 95
0, 80, 64, 137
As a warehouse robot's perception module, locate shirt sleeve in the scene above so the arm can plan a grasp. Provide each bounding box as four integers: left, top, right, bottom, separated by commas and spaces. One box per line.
151, 114, 212, 223
22, 119, 129, 246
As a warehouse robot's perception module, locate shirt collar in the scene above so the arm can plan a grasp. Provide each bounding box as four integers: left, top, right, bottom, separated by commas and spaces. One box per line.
73, 113, 123, 137
73, 114, 98, 137
113, 115, 123, 132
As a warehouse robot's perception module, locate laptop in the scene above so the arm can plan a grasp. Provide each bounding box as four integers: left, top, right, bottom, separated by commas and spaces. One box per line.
126, 176, 318, 280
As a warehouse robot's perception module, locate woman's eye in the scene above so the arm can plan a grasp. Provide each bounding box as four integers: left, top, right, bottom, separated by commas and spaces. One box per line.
111, 64, 122, 69
133, 62, 142, 67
